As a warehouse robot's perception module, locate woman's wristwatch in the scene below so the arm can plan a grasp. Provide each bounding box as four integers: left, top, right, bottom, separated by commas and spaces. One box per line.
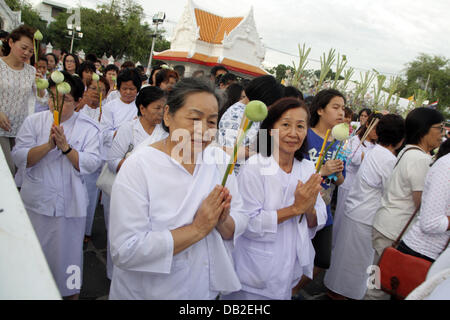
62, 145, 72, 155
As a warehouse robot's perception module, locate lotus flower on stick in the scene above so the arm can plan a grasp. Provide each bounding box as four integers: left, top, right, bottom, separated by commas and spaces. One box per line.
221, 101, 268, 186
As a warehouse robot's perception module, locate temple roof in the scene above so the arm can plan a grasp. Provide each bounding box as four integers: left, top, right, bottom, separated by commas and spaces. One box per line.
194, 8, 243, 44
153, 50, 268, 77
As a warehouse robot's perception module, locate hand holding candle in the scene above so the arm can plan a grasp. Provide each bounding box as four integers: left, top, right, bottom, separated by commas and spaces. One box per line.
221, 100, 268, 186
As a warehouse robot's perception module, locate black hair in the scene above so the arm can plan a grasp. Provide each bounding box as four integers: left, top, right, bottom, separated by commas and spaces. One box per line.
63, 53, 80, 74
117, 67, 142, 92
405, 107, 445, 145
173, 65, 185, 78
210, 65, 228, 77
245, 75, 284, 107
219, 83, 244, 122
344, 107, 353, 118
376, 114, 405, 147
358, 112, 383, 141
358, 108, 372, 119
77, 61, 96, 76
136, 86, 166, 117
2, 25, 35, 56
155, 69, 179, 87
105, 64, 119, 74
121, 61, 135, 69
0, 30, 8, 39
284, 86, 304, 100
149, 66, 163, 85
219, 73, 237, 86
48, 70, 84, 102
258, 97, 310, 162
60, 49, 68, 56
162, 77, 220, 133
309, 89, 346, 127
434, 139, 450, 163
38, 55, 48, 64
45, 53, 57, 65
85, 53, 97, 63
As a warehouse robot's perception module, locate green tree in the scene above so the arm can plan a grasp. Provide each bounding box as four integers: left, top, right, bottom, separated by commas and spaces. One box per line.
45, 0, 170, 63
267, 64, 295, 82
399, 54, 450, 117
5, 0, 48, 39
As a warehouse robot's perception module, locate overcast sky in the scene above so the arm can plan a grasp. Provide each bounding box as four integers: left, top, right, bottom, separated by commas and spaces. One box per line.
30, 0, 450, 77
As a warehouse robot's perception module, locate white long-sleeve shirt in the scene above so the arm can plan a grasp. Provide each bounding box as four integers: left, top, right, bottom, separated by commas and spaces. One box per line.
232, 154, 327, 300
108, 145, 249, 299
345, 144, 397, 226
340, 135, 375, 190
11, 111, 102, 218
99, 98, 137, 157
106, 118, 167, 173
403, 153, 450, 260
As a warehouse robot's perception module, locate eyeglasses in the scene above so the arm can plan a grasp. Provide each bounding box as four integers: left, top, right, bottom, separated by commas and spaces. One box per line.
431, 125, 445, 133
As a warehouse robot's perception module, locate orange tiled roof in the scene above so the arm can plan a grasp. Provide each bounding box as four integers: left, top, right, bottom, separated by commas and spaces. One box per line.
153, 50, 268, 77
194, 9, 243, 44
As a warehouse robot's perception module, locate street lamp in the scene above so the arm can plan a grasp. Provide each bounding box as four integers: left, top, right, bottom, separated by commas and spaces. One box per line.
146, 12, 166, 77
66, 24, 83, 54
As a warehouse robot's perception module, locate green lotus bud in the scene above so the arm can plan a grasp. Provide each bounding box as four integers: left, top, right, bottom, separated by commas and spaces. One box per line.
34, 30, 43, 41
112, 76, 117, 82
35, 78, 49, 90
92, 73, 100, 82
331, 123, 350, 141
161, 64, 170, 69
57, 82, 71, 95
51, 71, 64, 84
244, 100, 268, 122
0, 40, 3, 47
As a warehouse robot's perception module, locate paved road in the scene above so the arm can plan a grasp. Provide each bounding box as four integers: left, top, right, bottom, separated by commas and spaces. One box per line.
79, 202, 330, 300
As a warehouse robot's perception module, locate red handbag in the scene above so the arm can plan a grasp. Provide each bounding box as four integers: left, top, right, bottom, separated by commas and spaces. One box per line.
378, 147, 444, 299
378, 246, 432, 299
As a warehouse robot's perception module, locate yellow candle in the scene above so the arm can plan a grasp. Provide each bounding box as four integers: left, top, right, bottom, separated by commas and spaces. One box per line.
315, 129, 331, 172
53, 110, 59, 126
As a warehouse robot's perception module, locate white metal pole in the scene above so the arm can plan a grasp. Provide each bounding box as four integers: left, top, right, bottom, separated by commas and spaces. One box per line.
146, 22, 159, 76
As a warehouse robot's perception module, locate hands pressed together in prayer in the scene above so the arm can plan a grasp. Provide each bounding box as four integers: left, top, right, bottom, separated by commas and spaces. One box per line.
48, 124, 70, 152
193, 185, 234, 240
292, 173, 322, 228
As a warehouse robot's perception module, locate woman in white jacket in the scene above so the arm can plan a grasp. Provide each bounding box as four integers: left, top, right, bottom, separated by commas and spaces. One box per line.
222, 97, 327, 300
11, 71, 102, 299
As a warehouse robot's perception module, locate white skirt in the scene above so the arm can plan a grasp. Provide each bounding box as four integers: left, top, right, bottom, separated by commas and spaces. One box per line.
332, 186, 350, 248
28, 211, 86, 297
324, 214, 374, 299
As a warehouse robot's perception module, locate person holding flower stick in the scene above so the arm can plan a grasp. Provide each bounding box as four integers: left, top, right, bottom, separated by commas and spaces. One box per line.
332, 113, 381, 248
292, 89, 346, 297
11, 71, 102, 299
78, 75, 110, 242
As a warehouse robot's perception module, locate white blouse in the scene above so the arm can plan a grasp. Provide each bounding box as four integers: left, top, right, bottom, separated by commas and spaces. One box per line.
341, 135, 375, 190
106, 118, 167, 173
345, 144, 397, 225
232, 154, 327, 299
78, 104, 101, 123
403, 153, 450, 260
11, 111, 102, 218
0, 59, 36, 137
108, 145, 249, 299
99, 98, 137, 156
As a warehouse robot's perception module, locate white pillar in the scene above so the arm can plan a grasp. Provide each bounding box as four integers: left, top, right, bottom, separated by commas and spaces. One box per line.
45, 42, 53, 54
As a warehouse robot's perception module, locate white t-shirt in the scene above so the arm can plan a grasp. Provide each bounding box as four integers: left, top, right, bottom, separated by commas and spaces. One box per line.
373, 145, 432, 240
345, 144, 397, 226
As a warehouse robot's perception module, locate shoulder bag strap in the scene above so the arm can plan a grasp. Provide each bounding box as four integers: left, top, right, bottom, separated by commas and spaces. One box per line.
392, 146, 426, 248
